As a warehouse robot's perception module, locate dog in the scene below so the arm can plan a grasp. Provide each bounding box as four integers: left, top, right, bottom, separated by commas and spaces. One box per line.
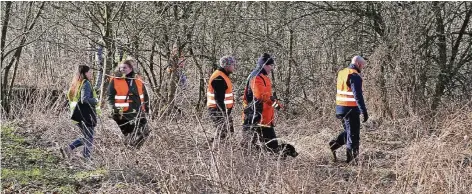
278, 143, 298, 158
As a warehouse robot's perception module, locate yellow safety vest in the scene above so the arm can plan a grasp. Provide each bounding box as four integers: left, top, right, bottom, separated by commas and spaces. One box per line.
68, 80, 101, 123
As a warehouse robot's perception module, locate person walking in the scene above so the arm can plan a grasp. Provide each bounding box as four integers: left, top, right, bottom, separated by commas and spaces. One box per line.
108, 60, 150, 149
329, 56, 369, 163
242, 53, 289, 155
207, 55, 236, 142
61, 65, 99, 161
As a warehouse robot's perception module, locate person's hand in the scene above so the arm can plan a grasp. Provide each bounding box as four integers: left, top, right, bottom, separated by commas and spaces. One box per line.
270, 95, 277, 102
362, 112, 369, 123
95, 103, 102, 116
273, 101, 283, 111
108, 107, 120, 118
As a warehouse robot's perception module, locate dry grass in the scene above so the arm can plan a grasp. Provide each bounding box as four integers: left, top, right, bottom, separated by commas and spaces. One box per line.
2, 95, 472, 193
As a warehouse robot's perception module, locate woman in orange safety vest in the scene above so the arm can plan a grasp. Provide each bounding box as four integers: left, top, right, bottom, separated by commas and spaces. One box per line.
108, 60, 150, 148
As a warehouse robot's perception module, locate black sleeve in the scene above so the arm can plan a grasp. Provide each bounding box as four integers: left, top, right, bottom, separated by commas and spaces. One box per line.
107, 79, 116, 109
211, 76, 228, 111
349, 74, 367, 113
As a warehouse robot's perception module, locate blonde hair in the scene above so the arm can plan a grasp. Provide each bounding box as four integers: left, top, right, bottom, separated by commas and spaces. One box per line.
68, 65, 90, 101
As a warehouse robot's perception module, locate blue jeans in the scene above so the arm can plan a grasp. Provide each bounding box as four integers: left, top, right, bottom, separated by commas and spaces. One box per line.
69, 122, 94, 158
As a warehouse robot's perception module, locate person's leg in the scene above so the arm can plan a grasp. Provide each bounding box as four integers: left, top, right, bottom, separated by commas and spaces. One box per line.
115, 117, 135, 146
346, 113, 361, 162
226, 113, 234, 136
132, 118, 149, 149
240, 124, 255, 150
115, 118, 133, 136
328, 115, 348, 162
209, 109, 227, 141
344, 112, 360, 162
332, 116, 347, 149
260, 127, 278, 153
62, 122, 86, 159
69, 123, 86, 150
81, 124, 95, 158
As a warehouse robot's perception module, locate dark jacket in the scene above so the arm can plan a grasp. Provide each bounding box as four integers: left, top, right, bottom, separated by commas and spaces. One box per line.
209, 67, 232, 114
73, 80, 98, 126
335, 64, 367, 115
107, 72, 149, 120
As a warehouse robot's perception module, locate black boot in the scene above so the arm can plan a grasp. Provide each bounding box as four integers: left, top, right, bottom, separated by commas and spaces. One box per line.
346, 148, 359, 163
346, 149, 353, 163
329, 140, 341, 162
352, 149, 359, 163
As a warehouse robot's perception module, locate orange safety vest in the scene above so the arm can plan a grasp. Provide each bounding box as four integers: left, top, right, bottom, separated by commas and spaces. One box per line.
112, 75, 145, 112
336, 68, 360, 107
207, 70, 234, 109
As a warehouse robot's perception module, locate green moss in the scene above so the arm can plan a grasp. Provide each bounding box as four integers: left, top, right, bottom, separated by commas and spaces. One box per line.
54, 185, 76, 193
1, 125, 104, 193
1, 126, 25, 144
115, 183, 126, 189
74, 168, 108, 181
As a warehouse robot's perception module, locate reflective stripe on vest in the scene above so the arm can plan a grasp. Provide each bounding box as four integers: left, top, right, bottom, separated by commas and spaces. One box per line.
336, 68, 360, 107
115, 94, 144, 100
207, 70, 234, 109
112, 75, 145, 112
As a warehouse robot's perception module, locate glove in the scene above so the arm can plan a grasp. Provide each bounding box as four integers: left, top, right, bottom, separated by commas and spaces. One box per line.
362, 112, 369, 123
272, 100, 283, 111
95, 103, 102, 116
108, 107, 120, 118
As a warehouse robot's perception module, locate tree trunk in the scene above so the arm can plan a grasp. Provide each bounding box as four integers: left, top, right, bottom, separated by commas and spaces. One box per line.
0, 1, 12, 112
0, 1, 12, 67
284, 29, 294, 106
1, 2, 44, 115
430, 2, 448, 112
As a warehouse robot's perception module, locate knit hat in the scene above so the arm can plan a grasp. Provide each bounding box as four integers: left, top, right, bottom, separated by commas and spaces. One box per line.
219, 55, 236, 68
247, 53, 275, 82
257, 53, 274, 68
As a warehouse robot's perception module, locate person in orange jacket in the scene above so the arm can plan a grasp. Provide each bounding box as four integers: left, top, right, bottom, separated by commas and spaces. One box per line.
242, 53, 296, 157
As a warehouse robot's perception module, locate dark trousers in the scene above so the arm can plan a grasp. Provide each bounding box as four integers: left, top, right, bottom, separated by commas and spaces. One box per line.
333, 112, 361, 152
209, 108, 234, 139
243, 126, 279, 152
114, 117, 149, 148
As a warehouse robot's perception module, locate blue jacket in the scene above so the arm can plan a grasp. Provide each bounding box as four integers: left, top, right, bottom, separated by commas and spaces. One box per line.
335, 64, 367, 115
72, 80, 98, 126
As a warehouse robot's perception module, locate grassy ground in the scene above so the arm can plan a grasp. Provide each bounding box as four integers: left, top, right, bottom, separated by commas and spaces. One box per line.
1, 124, 108, 193
1, 109, 472, 193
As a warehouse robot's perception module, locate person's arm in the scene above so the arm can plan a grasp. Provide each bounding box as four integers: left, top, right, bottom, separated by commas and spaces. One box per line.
107, 79, 116, 109
250, 76, 272, 104
349, 74, 367, 113
80, 80, 98, 106
211, 76, 228, 111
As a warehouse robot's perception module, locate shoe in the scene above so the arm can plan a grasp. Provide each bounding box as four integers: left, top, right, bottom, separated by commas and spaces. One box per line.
346, 149, 359, 163
124, 135, 132, 146
60, 146, 72, 159
346, 149, 352, 163
131, 134, 146, 149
